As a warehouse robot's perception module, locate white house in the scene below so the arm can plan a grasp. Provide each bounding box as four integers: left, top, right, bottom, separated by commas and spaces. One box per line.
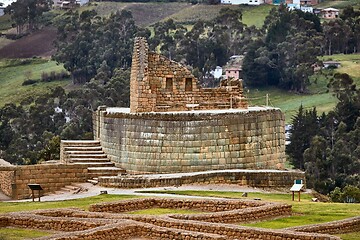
52, 0, 89, 8
287, 4, 314, 13
221, 0, 264, 6
211, 66, 223, 79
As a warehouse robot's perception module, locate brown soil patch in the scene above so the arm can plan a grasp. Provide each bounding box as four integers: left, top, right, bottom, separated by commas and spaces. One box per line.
0, 26, 57, 58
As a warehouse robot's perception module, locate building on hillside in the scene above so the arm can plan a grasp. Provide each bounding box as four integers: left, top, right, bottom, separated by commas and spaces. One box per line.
224, 55, 244, 80
300, 0, 318, 5
321, 8, 340, 19
287, 4, 314, 13
52, 0, 89, 9
221, 0, 264, 6
323, 61, 341, 68
225, 67, 242, 79
210, 66, 223, 79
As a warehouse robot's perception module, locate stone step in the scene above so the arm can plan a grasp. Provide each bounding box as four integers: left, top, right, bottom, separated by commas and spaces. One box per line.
69, 158, 112, 163
61, 140, 101, 147
65, 150, 105, 155
69, 154, 108, 159
87, 167, 125, 178
64, 146, 103, 151
73, 162, 115, 168
87, 179, 99, 185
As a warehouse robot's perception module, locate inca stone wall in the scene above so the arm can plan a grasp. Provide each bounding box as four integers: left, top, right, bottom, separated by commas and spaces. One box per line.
94, 107, 286, 174
1, 198, 354, 240
0, 167, 15, 197
0, 164, 88, 200
130, 37, 247, 113
98, 169, 305, 189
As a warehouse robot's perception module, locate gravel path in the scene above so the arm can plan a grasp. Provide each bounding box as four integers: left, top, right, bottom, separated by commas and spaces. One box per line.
3, 183, 272, 202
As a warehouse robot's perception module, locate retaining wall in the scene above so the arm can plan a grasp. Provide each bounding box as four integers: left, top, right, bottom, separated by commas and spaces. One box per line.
0, 164, 88, 200
0, 166, 15, 197
99, 169, 305, 189
94, 107, 286, 174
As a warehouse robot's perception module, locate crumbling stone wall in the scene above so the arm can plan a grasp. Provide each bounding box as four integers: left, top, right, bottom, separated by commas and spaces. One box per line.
1, 164, 88, 200
130, 37, 247, 113
0, 167, 15, 197
94, 107, 285, 173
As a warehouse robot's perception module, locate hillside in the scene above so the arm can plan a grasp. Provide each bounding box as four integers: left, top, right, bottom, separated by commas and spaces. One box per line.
0, 59, 70, 107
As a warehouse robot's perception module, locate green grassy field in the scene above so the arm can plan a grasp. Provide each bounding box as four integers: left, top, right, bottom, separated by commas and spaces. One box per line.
0, 194, 139, 214
317, 0, 360, 9
246, 53, 360, 123
88, 2, 272, 28
0, 59, 70, 107
1, 191, 359, 239
137, 190, 360, 235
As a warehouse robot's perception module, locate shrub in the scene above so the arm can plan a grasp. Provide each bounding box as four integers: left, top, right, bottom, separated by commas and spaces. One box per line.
22, 79, 37, 86
329, 185, 360, 203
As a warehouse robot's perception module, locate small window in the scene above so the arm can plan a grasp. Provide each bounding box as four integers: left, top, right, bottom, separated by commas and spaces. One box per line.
166, 78, 173, 91
185, 78, 193, 92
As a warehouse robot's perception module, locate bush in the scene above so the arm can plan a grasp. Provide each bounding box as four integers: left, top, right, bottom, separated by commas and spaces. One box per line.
22, 79, 37, 86
329, 185, 360, 203
41, 70, 70, 82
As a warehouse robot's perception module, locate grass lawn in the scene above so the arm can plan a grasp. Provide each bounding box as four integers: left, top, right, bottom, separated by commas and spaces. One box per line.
0, 59, 71, 107
0, 194, 139, 214
137, 190, 360, 229
0, 228, 53, 240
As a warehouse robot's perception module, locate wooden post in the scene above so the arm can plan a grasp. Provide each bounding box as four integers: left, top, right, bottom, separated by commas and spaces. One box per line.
292, 191, 294, 201
298, 191, 301, 202
31, 189, 35, 202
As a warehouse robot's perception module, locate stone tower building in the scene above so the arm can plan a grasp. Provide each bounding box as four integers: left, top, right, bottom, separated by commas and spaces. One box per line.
130, 37, 247, 113
93, 37, 286, 174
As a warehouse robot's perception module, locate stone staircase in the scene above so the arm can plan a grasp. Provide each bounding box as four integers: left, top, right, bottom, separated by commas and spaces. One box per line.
60, 140, 126, 184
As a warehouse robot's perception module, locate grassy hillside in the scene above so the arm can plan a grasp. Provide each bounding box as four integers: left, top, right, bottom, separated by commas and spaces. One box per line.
89, 2, 273, 28
247, 53, 360, 122
0, 59, 70, 107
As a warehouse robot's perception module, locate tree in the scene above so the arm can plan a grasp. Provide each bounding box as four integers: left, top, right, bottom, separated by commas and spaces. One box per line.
5, 0, 52, 34
53, 10, 139, 84
286, 106, 319, 170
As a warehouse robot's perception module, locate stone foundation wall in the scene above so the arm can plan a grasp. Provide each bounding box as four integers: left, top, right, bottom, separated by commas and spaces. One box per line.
1, 164, 88, 200
99, 169, 305, 188
0, 204, 344, 240
94, 107, 286, 174
0, 167, 15, 197
287, 216, 360, 234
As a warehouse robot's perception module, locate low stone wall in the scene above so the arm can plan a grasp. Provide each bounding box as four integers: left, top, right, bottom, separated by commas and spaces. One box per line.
0, 205, 341, 240
88, 198, 264, 214
0, 164, 88, 200
0, 166, 15, 197
99, 169, 305, 189
287, 216, 360, 234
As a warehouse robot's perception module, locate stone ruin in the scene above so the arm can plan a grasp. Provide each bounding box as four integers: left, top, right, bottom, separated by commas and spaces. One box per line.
92, 37, 287, 174
130, 37, 247, 112
1, 197, 357, 239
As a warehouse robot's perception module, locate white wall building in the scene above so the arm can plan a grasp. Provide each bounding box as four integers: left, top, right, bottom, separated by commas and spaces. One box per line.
221, 0, 264, 6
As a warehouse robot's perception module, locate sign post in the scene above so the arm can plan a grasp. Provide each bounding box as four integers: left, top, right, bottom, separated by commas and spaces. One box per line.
27, 184, 43, 202
290, 179, 304, 202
